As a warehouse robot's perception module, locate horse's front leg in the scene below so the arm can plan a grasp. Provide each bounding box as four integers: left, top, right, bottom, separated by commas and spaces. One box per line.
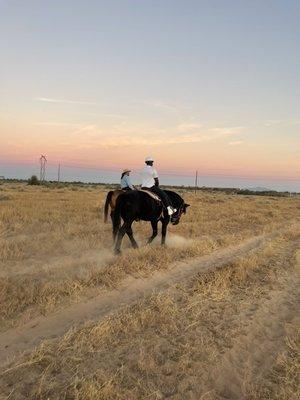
147, 220, 158, 244
161, 218, 169, 246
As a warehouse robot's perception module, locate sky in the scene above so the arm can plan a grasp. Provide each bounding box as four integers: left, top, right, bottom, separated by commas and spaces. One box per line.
0, 0, 299, 191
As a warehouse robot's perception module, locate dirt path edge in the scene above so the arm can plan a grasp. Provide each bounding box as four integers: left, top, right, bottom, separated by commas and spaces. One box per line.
0, 231, 282, 367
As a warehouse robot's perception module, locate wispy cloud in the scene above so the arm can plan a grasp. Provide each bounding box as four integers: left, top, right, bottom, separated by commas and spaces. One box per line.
32, 119, 246, 149
177, 123, 204, 132
209, 126, 245, 136
263, 119, 283, 127
153, 101, 179, 112
229, 140, 244, 146
35, 97, 100, 106
263, 119, 300, 127
71, 134, 212, 148
34, 122, 81, 127
103, 113, 127, 119
141, 100, 180, 113
65, 122, 246, 148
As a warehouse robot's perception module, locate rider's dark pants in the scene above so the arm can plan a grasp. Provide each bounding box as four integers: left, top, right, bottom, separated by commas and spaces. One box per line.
149, 186, 172, 208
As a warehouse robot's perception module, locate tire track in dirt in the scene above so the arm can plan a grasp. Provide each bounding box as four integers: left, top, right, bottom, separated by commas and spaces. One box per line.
0, 229, 290, 367
210, 246, 300, 399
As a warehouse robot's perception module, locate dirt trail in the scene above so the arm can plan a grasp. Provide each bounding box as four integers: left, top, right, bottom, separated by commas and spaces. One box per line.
211, 251, 300, 399
0, 247, 113, 278
0, 231, 278, 367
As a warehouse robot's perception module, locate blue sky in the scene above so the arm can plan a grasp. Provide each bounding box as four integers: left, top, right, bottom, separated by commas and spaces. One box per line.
1, 0, 299, 190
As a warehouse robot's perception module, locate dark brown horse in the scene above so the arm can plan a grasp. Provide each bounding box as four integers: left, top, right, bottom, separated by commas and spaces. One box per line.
112, 189, 189, 254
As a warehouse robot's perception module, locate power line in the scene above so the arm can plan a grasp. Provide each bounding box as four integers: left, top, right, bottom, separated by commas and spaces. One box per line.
57, 163, 61, 182
39, 155, 47, 181
28, 157, 299, 190
30, 159, 299, 182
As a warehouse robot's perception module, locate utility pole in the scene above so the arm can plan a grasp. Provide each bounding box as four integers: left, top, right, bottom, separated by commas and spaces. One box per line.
195, 170, 198, 194
39, 155, 47, 182
57, 163, 61, 182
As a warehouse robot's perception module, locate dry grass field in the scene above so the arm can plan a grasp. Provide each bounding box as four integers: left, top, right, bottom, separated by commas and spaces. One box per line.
0, 182, 299, 399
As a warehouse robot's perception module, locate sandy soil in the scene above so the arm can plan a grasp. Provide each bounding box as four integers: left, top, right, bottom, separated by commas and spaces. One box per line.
0, 231, 273, 365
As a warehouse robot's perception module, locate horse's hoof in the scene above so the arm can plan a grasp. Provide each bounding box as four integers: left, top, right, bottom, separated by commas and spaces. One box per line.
114, 249, 121, 255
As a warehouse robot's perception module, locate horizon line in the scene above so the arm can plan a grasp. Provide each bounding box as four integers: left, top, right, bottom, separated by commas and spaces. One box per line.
0, 160, 299, 183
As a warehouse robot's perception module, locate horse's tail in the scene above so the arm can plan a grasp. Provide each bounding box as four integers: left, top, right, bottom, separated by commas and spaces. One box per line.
104, 191, 114, 223
112, 196, 122, 239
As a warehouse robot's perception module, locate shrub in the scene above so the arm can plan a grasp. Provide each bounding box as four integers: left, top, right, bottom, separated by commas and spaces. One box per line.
28, 175, 39, 185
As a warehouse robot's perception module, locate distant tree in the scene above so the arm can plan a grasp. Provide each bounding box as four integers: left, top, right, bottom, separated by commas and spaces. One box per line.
28, 175, 39, 185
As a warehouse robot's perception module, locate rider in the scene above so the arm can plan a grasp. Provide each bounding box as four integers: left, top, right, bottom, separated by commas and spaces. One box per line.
141, 156, 177, 216
120, 168, 135, 190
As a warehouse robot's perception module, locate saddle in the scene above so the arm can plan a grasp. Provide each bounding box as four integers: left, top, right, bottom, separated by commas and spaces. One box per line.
139, 189, 162, 203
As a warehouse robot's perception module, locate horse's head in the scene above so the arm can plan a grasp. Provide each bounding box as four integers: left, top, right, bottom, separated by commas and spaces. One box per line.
170, 202, 190, 225
163, 190, 190, 225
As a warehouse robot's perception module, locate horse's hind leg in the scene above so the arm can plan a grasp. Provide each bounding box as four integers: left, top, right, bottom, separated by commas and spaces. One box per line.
114, 222, 126, 254
114, 221, 137, 254
111, 211, 116, 241
126, 222, 138, 249
112, 211, 119, 242
147, 220, 158, 244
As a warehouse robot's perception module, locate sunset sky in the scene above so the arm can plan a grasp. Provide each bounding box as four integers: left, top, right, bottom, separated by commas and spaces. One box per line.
1, 0, 299, 190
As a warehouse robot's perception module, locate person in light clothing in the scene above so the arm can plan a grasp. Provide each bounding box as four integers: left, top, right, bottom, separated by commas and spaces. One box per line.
141, 156, 176, 216
120, 169, 135, 190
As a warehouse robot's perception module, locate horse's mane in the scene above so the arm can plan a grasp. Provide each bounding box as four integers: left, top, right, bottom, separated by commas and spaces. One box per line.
163, 189, 184, 205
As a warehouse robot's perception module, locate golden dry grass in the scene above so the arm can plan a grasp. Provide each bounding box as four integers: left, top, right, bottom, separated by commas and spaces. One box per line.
0, 182, 299, 331
0, 227, 299, 399
0, 182, 299, 399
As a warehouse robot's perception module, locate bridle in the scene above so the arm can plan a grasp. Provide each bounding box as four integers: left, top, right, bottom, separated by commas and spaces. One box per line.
170, 201, 185, 224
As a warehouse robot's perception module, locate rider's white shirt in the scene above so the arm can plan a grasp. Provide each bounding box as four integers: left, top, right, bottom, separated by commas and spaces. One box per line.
141, 165, 158, 188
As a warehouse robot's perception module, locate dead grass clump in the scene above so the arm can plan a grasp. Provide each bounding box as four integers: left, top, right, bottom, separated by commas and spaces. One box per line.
0, 194, 12, 201
271, 323, 300, 399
